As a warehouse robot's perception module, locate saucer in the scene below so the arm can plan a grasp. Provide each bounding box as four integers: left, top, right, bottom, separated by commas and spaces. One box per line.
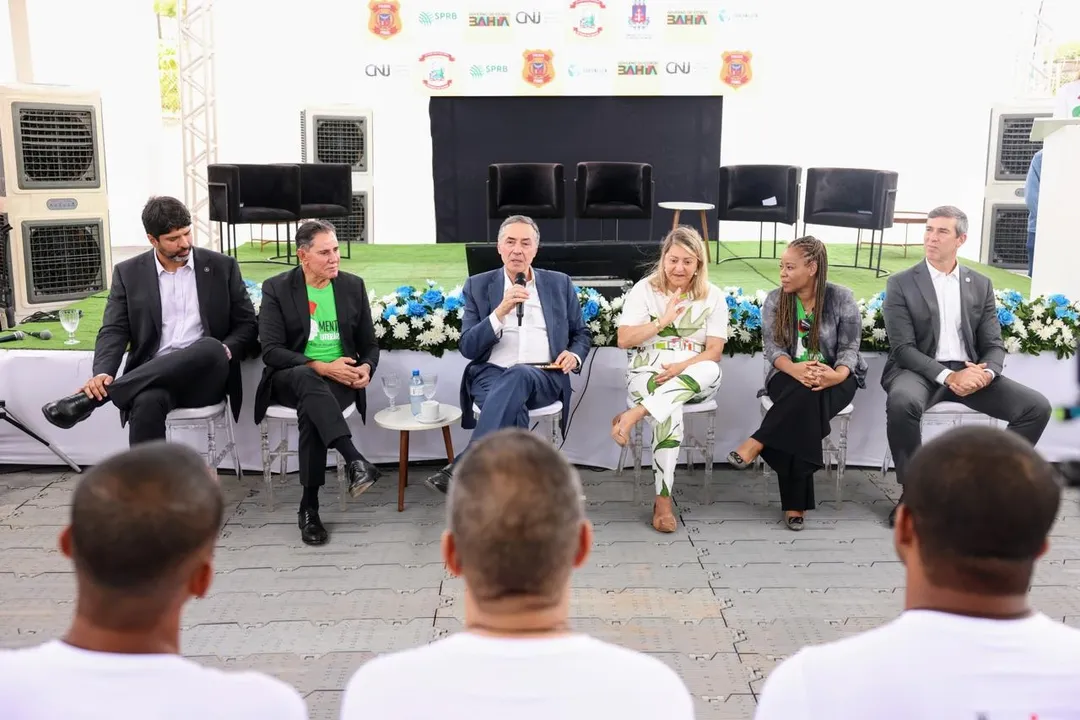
416, 412, 448, 424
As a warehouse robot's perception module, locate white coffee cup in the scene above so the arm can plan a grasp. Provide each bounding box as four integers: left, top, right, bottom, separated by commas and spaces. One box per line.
419, 400, 440, 422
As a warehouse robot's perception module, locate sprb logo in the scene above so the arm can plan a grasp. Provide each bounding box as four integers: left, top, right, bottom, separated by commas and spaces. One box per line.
470, 64, 509, 79
418, 10, 458, 25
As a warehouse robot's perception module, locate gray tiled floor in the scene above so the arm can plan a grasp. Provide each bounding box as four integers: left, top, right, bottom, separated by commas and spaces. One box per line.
2, 463, 1079, 720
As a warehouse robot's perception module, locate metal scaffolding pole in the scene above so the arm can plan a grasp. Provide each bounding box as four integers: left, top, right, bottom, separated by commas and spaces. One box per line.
178, 0, 220, 250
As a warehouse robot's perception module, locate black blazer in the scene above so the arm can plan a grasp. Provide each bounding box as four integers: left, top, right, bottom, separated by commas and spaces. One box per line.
254, 267, 379, 424
92, 247, 258, 421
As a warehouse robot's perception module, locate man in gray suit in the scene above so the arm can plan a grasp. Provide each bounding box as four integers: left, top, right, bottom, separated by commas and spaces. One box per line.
424, 215, 592, 494
882, 205, 1051, 525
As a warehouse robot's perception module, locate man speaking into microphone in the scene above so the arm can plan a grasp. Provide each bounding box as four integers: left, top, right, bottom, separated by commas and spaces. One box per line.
425, 215, 591, 494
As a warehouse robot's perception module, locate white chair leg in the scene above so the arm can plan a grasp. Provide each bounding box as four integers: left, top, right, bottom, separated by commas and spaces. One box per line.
615, 443, 627, 476
550, 416, 559, 445
225, 411, 242, 479
336, 451, 346, 511
205, 418, 218, 471
632, 422, 644, 506
703, 413, 716, 505
260, 420, 273, 511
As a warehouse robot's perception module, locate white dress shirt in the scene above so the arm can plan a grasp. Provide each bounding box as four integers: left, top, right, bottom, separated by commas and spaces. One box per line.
154, 252, 204, 357
926, 259, 993, 385
488, 271, 552, 367
486, 271, 581, 369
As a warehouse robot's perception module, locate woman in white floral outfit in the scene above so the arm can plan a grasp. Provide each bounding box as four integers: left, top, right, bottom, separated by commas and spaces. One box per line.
612, 226, 727, 532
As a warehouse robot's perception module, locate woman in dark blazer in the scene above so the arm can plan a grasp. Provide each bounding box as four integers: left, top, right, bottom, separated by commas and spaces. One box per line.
728, 236, 867, 530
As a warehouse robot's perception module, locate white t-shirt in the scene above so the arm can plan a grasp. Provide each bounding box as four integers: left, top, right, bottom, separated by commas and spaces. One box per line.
340, 632, 695, 720
0, 640, 307, 720
754, 610, 1080, 720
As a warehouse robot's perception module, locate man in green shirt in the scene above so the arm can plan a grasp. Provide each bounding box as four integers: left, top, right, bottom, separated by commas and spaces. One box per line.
255, 220, 382, 545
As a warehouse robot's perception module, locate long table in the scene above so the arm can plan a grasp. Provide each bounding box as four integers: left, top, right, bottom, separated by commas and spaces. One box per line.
0, 348, 1076, 470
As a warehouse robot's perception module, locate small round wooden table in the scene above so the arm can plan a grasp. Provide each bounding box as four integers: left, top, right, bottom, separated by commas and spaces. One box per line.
374, 403, 462, 512
659, 201, 715, 261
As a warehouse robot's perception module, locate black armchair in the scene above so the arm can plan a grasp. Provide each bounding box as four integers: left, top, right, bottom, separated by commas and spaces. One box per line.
574, 162, 654, 242
208, 163, 302, 262
487, 163, 566, 242
803, 167, 899, 275
299, 163, 355, 258
717, 164, 801, 264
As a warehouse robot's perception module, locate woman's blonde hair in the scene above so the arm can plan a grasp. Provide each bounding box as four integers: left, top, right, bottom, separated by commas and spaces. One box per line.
648, 225, 710, 300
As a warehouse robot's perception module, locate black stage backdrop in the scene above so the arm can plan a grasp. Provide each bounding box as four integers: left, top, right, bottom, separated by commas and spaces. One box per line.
429, 95, 723, 244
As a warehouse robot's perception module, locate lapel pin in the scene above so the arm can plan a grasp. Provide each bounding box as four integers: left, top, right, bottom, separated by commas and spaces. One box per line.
204, 266, 209, 272
965, 277, 970, 282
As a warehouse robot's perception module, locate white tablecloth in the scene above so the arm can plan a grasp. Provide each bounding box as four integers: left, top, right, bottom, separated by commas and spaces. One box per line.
0, 348, 1076, 469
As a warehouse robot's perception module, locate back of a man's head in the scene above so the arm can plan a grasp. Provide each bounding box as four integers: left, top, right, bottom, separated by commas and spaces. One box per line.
69, 442, 224, 596
901, 426, 1061, 595
447, 429, 586, 603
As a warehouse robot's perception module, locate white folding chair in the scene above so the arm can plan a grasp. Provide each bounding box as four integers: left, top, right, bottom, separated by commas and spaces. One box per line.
754, 396, 855, 503
471, 400, 564, 445
881, 401, 999, 476
615, 397, 718, 505
259, 404, 354, 511
165, 400, 242, 479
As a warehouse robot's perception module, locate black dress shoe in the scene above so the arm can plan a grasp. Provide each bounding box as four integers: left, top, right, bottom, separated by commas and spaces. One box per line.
425, 465, 453, 494
888, 493, 903, 528
347, 459, 380, 498
41, 393, 104, 430
298, 508, 328, 545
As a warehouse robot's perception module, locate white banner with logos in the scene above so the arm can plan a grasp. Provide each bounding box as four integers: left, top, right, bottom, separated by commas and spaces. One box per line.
360, 0, 767, 96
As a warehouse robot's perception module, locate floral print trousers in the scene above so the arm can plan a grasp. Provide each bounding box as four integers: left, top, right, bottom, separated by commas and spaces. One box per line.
627, 358, 722, 496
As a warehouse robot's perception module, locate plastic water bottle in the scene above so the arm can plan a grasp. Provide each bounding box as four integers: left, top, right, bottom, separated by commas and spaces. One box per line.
409, 369, 424, 416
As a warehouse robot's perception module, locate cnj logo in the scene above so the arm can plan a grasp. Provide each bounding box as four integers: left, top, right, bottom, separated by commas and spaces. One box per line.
617, 61, 658, 76
364, 63, 392, 77
664, 61, 693, 75
667, 10, 708, 25
515, 11, 542, 24
418, 10, 458, 25
468, 12, 510, 27
469, 63, 509, 79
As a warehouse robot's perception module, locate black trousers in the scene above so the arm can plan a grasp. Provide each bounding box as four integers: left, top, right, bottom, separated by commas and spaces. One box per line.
269, 366, 355, 488
752, 372, 858, 512
105, 337, 230, 446
884, 363, 1051, 485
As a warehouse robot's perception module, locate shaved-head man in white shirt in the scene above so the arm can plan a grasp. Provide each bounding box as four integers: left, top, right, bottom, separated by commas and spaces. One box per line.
754, 426, 1080, 719
342, 429, 694, 720
0, 443, 307, 720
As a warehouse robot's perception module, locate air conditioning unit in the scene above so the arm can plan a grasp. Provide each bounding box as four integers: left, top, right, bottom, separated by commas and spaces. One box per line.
300, 105, 374, 244
0, 83, 112, 322
979, 99, 1054, 270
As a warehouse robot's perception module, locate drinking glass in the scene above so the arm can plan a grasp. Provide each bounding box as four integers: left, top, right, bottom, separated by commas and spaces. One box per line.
421, 373, 438, 400
59, 308, 81, 345
381, 373, 401, 409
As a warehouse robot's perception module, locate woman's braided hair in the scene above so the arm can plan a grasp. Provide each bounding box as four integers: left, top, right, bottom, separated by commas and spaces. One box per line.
773, 236, 829, 353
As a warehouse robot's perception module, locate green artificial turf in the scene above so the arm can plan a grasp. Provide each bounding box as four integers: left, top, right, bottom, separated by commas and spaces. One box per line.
9, 239, 1030, 351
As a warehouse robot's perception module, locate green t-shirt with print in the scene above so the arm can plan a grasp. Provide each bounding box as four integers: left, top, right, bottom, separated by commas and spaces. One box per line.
794, 297, 823, 363
304, 283, 344, 362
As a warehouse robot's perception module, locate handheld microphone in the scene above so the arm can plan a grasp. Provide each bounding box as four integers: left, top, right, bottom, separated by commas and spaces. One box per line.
514, 272, 527, 326
0, 331, 25, 343
24, 329, 51, 340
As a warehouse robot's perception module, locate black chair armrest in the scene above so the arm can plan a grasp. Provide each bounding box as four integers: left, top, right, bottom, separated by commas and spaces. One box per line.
207, 164, 240, 219
208, 182, 230, 222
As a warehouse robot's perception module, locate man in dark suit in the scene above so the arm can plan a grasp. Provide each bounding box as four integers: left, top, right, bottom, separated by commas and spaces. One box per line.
41, 196, 258, 446
882, 205, 1051, 525
255, 219, 381, 545
425, 215, 591, 494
